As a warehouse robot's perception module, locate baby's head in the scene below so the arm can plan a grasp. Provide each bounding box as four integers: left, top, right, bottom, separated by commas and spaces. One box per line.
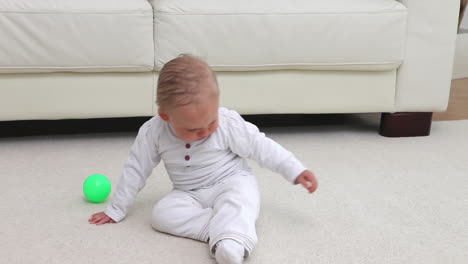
157, 55, 220, 142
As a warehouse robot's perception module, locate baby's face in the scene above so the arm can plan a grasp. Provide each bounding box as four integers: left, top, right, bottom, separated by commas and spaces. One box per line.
165, 96, 219, 142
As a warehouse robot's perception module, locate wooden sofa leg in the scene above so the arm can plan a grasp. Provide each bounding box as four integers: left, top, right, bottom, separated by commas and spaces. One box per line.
379, 112, 433, 137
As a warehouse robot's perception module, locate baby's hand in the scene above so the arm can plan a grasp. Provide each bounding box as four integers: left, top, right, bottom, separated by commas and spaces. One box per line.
294, 170, 318, 193
88, 211, 116, 225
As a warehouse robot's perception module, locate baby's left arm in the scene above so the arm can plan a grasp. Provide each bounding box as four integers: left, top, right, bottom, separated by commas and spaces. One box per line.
225, 110, 316, 188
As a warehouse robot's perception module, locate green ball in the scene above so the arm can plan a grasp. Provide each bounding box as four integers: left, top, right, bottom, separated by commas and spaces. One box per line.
83, 174, 112, 203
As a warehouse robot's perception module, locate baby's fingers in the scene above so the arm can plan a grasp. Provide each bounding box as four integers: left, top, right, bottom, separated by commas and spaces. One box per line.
89, 212, 104, 224
95, 216, 111, 225
88, 216, 101, 224
302, 181, 314, 193
88, 215, 97, 222
299, 178, 318, 193
91, 212, 101, 217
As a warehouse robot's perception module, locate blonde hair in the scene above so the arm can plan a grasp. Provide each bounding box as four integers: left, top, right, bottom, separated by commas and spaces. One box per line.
156, 54, 219, 110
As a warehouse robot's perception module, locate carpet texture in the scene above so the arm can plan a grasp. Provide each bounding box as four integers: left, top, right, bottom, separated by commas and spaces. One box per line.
1, 116, 467, 264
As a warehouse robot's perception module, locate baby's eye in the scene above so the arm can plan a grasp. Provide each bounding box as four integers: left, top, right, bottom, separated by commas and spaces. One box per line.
187, 128, 199, 132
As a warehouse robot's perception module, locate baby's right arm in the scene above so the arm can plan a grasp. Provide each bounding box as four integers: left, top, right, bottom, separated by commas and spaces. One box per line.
104, 121, 162, 222
88, 120, 161, 224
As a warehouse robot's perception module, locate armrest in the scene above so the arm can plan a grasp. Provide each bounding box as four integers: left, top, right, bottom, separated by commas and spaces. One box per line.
395, 0, 459, 112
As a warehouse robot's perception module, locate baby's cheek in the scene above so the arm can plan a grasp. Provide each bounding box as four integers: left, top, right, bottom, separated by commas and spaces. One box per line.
210, 123, 219, 133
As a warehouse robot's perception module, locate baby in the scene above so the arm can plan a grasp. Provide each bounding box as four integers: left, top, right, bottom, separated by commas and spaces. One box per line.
89, 55, 318, 264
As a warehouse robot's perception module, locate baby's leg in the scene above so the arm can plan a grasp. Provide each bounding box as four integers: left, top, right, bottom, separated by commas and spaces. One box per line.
209, 172, 261, 259
151, 189, 212, 242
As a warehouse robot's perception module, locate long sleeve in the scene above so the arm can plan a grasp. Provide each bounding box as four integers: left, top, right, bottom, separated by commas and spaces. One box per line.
224, 109, 306, 183
105, 121, 161, 222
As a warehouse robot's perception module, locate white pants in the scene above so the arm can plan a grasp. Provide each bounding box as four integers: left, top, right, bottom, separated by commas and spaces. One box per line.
151, 172, 261, 256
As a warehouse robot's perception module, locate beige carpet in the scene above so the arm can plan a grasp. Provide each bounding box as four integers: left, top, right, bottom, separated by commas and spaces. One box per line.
1, 116, 467, 264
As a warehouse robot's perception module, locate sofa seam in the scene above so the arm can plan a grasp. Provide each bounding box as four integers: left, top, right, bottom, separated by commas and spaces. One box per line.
153, 10, 407, 16
0, 10, 153, 15
151, 8, 156, 116
1, 61, 402, 68
153, 61, 403, 70
0, 66, 153, 69
152, 72, 156, 115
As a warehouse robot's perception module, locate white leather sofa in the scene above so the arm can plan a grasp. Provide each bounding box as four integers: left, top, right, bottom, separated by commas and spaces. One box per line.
0, 0, 460, 136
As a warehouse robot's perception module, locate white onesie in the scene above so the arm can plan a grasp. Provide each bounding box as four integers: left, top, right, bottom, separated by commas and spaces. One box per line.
105, 107, 307, 255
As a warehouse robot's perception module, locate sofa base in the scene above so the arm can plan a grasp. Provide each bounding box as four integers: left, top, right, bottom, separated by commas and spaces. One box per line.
217, 70, 397, 114
0, 70, 398, 121
379, 112, 433, 137
0, 72, 155, 121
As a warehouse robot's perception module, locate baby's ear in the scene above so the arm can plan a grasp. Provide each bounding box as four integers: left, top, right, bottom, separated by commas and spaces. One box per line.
158, 112, 169, 121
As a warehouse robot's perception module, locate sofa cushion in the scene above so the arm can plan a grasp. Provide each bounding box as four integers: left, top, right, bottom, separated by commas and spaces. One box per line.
0, 0, 154, 73
151, 0, 407, 71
